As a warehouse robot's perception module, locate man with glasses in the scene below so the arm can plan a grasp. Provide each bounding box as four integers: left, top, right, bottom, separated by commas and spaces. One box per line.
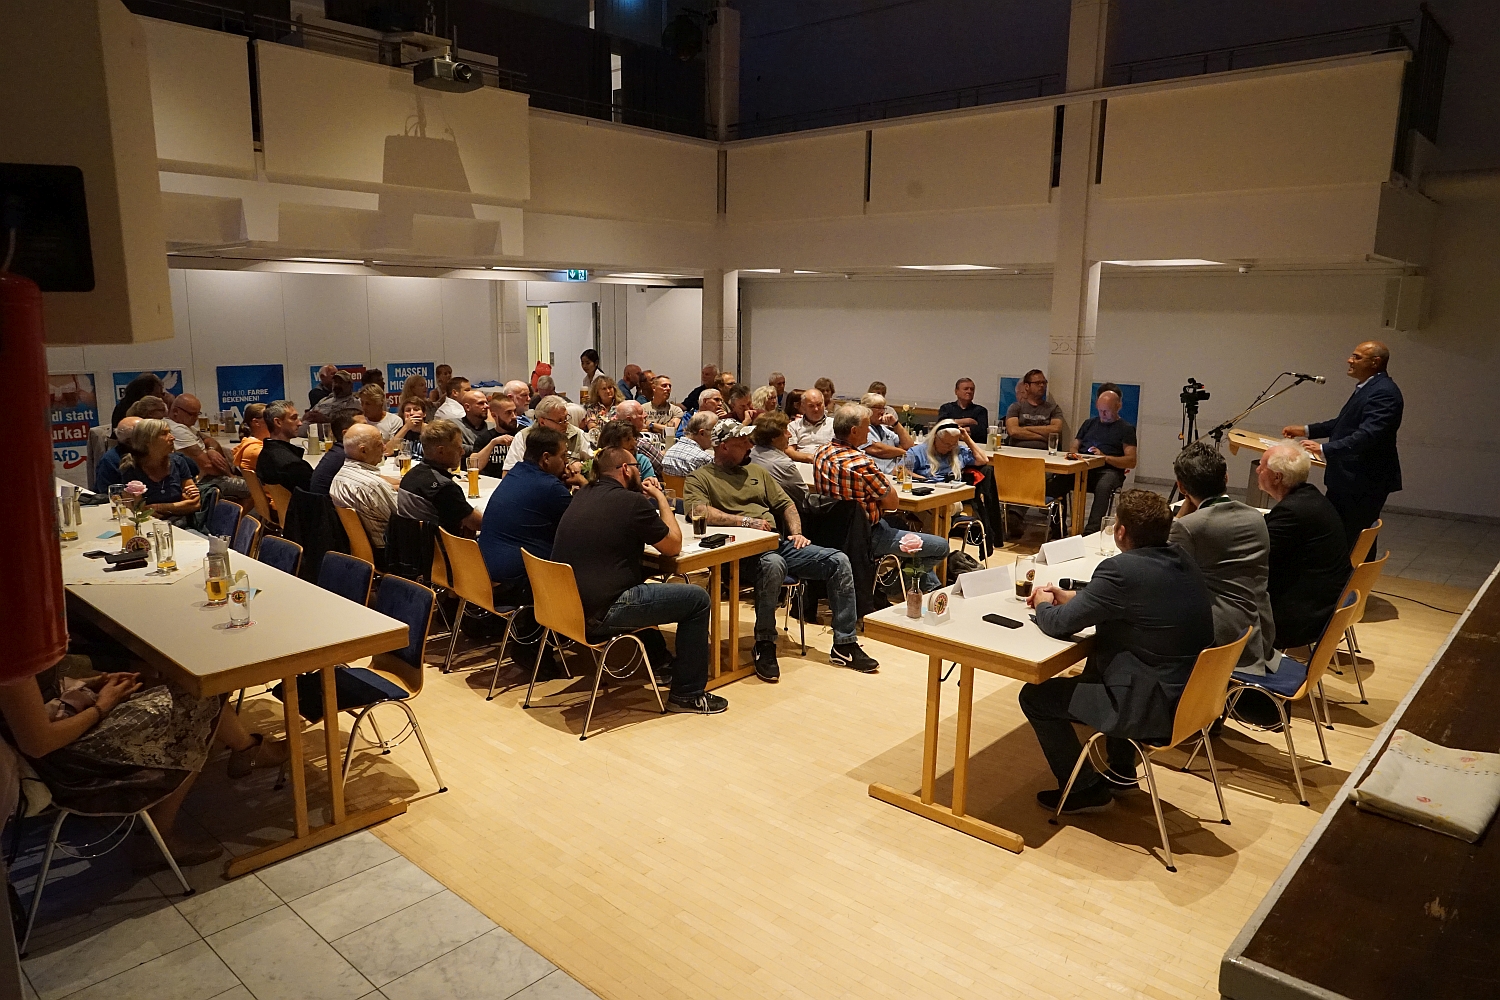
1005, 370, 1064, 449
503, 395, 592, 473
167, 392, 250, 501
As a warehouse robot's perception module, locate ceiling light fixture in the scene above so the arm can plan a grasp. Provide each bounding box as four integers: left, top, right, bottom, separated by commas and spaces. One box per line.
740, 268, 779, 273
285, 257, 365, 264
792, 270, 818, 275
1103, 259, 1223, 267
898, 264, 999, 271
607, 272, 694, 280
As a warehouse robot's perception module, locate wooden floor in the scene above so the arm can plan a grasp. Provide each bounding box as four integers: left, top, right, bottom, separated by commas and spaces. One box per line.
348, 569, 1472, 1000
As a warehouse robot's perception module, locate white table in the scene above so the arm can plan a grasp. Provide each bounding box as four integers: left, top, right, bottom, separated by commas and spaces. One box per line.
61, 499, 411, 877
862, 537, 1112, 852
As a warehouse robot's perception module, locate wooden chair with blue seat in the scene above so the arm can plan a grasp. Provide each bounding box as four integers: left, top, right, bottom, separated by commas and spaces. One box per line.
256, 535, 303, 577
1330, 549, 1389, 705
231, 513, 262, 558
208, 497, 241, 540
318, 550, 374, 606
272, 574, 447, 795
1225, 590, 1364, 806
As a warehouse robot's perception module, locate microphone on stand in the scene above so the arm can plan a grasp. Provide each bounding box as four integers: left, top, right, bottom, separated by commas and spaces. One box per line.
1287, 372, 1326, 384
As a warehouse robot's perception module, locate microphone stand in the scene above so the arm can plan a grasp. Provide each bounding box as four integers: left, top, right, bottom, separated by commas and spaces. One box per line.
1205, 373, 1318, 449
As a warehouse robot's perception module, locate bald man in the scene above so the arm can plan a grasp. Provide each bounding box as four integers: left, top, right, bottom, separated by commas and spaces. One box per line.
167, 392, 250, 501
1071, 385, 1138, 534
330, 423, 398, 554
1283, 340, 1403, 558
95, 416, 142, 492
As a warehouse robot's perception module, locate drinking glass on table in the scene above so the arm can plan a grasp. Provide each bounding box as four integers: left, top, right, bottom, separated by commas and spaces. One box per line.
1047, 432, 1060, 456
151, 521, 177, 573
227, 570, 253, 627
1013, 556, 1035, 599
1098, 515, 1117, 555
107, 484, 126, 521
691, 504, 708, 537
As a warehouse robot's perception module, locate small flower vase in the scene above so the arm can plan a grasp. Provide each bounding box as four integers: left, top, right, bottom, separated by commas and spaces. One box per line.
905, 588, 923, 619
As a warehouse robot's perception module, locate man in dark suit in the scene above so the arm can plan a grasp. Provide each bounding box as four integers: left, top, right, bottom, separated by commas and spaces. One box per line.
1019, 489, 1215, 814
1258, 443, 1351, 651
1283, 341, 1402, 559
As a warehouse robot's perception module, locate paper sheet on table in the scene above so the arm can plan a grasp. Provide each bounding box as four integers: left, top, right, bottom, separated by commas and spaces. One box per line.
1036, 534, 1087, 565
1349, 729, 1500, 843
64, 556, 207, 586
953, 564, 1011, 599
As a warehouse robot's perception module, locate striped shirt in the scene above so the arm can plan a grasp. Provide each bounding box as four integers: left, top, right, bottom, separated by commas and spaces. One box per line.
329, 460, 397, 547
812, 441, 890, 524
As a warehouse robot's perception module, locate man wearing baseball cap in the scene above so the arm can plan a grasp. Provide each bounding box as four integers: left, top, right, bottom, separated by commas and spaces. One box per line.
684, 419, 879, 682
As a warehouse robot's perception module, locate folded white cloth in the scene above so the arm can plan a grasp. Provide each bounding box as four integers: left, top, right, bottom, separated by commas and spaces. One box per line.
1350, 729, 1500, 843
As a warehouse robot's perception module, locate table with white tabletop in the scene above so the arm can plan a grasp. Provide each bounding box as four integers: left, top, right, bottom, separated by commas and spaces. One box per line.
59, 496, 411, 877
862, 535, 1113, 852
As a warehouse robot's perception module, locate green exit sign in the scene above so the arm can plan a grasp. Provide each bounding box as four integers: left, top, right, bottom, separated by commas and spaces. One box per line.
565, 269, 588, 281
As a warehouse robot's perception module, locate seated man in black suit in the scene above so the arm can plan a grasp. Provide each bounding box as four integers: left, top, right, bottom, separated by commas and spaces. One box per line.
1019, 489, 1215, 814
1258, 443, 1352, 651
1283, 340, 1402, 559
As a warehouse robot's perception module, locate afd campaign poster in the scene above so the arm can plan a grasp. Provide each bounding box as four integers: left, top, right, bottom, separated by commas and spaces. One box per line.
51, 373, 100, 488
217, 364, 286, 431
308, 363, 365, 390
386, 361, 434, 410
112, 369, 183, 402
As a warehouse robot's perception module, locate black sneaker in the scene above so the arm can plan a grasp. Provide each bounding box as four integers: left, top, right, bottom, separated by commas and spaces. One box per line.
830, 643, 879, 672
1035, 784, 1115, 814
754, 641, 780, 683
667, 692, 729, 715
652, 667, 673, 689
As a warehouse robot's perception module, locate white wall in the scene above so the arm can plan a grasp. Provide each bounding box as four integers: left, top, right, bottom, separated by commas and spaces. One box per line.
46, 269, 499, 410
624, 287, 704, 399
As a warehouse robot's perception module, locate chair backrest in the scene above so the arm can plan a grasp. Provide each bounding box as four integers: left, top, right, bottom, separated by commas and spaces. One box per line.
242, 467, 275, 525
232, 513, 262, 557
370, 574, 436, 693
209, 498, 241, 540
384, 513, 437, 581
1166, 627, 1254, 748
257, 534, 303, 576
318, 550, 374, 605
264, 483, 294, 525
1300, 590, 1364, 697
437, 528, 497, 613
522, 549, 591, 645
1350, 518, 1383, 567
662, 473, 686, 498
993, 453, 1048, 507
334, 505, 377, 566
429, 536, 452, 590
1340, 550, 1388, 629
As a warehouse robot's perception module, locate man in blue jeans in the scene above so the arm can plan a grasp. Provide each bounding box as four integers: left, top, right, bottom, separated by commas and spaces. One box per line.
684, 419, 879, 683
550, 447, 726, 715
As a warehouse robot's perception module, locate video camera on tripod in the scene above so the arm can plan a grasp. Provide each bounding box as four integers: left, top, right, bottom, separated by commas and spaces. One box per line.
1180, 377, 1210, 413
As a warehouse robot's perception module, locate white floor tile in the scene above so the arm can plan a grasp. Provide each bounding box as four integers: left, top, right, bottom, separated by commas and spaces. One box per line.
510, 970, 601, 1000
64, 940, 239, 1000
207, 906, 372, 1000
256, 831, 398, 903
176, 875, 282, 937
332, 890, 496, 987
381, 928, 555, 1000
23, 905, 199, 1000
289, 857, 445, 941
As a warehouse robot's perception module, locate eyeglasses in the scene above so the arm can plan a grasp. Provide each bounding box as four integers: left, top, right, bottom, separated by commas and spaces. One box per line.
1025, 380, 1048, 387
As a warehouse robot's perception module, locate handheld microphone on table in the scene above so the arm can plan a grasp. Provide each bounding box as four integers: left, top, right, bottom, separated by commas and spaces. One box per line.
1286, 372, 1327, 384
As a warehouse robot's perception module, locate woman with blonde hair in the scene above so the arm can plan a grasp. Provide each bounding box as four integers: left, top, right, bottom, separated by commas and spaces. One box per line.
121, 419, 201, 517
586, 375, 619, 429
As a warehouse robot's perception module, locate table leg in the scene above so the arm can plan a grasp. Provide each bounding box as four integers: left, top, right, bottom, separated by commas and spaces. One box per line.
1072, 469, 1087, 536
951, 664, 975, 817
728, 557, 741, 670
935, 505, 952, 583
920, 654, 942, 805
708, 564, 722, 682
282, 674, 309, 840
320, 666, 345, 824
706, 558, 759, 691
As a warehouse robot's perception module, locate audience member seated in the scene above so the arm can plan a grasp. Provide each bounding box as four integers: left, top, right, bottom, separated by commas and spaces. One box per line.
682, 364, 718, 412
125, 396, 168, 422
867, 381, 888, 396
396, 420, 484, 537
1019, 490, 1214, 814
695, 388, 725, 418
598, 419, 661, 487
479, 427, 573, 599
1006, 369, 1064, 449
685, 419, 878, 681
535, 374, 560, 403
1169, 442, 1277, 674
1259, 443, 1352, 650
167, 392, 250, 502
256, 399, 313, 493
231, 404, 268, 474
504, 380, 534, 425
359, 385, 403, 442
814, 377, 837, 400
122, 419, 202, 517
330, 423, 397, 556
309, 364, 337, 408
398, 373, 429, 412
726, 383, 757, 424
504, 396, 593, 473
309, 410, 360, 496
585, 376, 620, 430
937, 377, 988, 433
427, 364, 453, 406
904, 418, 990, 481
750, 385, 778, 416
815, 404, 949, 592
453, 388, 491, 456
750, 412, 807, 509
306, 370, 361, 425
860, 393, 912, 473
388, 397, 428, 457
644, 376, 683, 438
787, 388, 834, 463
617, 363, 649, 403
471, 392, 523, 478
433, 375, 471, 422
768, 372, 787, 410
94, 416, 140, 493
1072, 385, 1138, 534
360, 367, 384, 393
110, 372, 166, 427
614, 400, 664, 466
782, 388, 804, 421
552, 447, 727, 715
661, 410, 717, 477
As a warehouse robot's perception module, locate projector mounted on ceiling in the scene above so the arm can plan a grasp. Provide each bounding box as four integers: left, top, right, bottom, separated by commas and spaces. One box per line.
414, 51, 481, 93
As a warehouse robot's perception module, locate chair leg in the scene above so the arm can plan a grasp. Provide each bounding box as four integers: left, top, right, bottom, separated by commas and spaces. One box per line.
441, 598, 468, 673
1276, 697, 1308, 806
1135, 743, 1176, 872
798, 585, 806, 655
1181, 735, 1204, 774
998, 502, 1007, 546
1200, 730, 1230, 825
486, 611, 516, 702
391, 700, 447, 792
1309, 689, 1331, 765
580, 650, 608, 741
138, 810, 192, 896
1348, 623, 1361, 654
1343, 630, 1368, 703
621, 634, 666, 715
1050, 732, 1106, 825
1316, 680, 1335, 731
366, 710, 389, 752
523, 630, 552, 708
340, 705, 374, 790
21, 811, 67, 956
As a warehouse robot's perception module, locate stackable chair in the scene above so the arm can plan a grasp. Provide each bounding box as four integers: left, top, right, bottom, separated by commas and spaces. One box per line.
1350, 518, 1382, 566
208, 498, 241, 540
521, 550, 666, 741
231, 513, 263, 557
257, 535, 303, 576
1052, 627, 1252, 873
992, 454, 1064, 545
242, 468, 280, 532
318, 551, 374, 606
1226, 592, 1363, 806
335, 505, 379, 569
433, 529, 525, 691
264, 483, 294, 529
1330, 551, 1389, 704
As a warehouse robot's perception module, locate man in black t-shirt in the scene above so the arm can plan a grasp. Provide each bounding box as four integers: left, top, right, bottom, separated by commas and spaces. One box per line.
1069, 386, 1138, 533
550, 447, 727, 715
256, 399, 314, 493
936, 377, 989, 434
396, 420, 483, 537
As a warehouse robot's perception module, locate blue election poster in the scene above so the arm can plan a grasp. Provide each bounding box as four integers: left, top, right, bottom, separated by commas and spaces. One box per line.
217, 364, 286, 430
997, 376, 1022, 420
51, 373, 100, 488
309, 363, 366, 388
386, 361, 435, 410
112, 369, 182, 401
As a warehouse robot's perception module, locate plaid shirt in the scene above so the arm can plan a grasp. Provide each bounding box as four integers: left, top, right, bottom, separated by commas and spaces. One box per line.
813, 441, 891, 524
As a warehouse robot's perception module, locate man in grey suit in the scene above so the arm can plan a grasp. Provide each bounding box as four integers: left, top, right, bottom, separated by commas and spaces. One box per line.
1169, 442, 1277, 676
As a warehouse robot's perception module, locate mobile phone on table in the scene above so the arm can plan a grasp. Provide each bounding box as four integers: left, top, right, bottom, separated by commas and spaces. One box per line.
982, 613, 1023, 629
698, 534, 730, 549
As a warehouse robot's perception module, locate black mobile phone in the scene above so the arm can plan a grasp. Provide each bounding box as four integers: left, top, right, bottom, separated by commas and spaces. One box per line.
104, 558, 148, 572
698, 533, 729, 549
83, 550, 109, 559
910, 486, 934, 496
982, 613, 1023, 629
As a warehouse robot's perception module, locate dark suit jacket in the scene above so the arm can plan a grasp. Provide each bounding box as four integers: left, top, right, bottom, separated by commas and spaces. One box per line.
1308, 371, 1403, 498
1264, 482, 1351, 649
1035, 545, 1215, 741
256, 438, 313, 493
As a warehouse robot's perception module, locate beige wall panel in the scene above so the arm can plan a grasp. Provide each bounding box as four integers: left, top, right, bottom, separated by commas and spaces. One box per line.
868, 107, 1054, 214
161, 192, 244, 246
1100, 58, 1406, 198
528, 115, 716, 223
255, 41, 530, 201
277, 203, 380, 251
523, 212, 718, 272
727, 132, 866, 224
139, 17, 254, 175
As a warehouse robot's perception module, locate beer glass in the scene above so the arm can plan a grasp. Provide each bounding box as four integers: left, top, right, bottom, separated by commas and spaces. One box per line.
1013, 556, 1035, 599
151, 521, 177, 573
